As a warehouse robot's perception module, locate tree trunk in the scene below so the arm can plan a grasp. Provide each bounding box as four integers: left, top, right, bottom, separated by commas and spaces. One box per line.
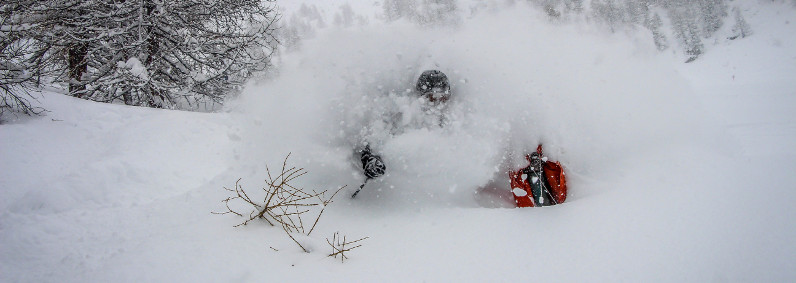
67, 43, 88, 96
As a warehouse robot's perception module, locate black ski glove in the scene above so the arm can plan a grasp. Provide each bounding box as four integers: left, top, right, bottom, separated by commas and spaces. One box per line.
360, 147, 386, 179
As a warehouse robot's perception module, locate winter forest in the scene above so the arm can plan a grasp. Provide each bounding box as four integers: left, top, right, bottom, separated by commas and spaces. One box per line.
2, 0, 795, 282
2, 0, 756, 114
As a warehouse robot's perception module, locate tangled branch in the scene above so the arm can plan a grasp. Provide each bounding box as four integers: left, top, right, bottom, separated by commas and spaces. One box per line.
327, 232, 369, 263
213, 153, 345, 253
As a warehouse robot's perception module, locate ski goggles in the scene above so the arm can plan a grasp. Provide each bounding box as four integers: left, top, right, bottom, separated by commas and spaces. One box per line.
422, 88, 451, 103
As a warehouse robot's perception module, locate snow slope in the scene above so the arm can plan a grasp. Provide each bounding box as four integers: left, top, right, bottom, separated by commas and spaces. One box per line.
2, 1, 794, 282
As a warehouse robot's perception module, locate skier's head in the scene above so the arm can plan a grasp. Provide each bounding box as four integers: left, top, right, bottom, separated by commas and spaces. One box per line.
415, 70, 451, 103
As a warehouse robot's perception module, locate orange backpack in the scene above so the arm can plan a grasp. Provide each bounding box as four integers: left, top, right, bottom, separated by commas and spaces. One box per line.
509, 145, 567, 207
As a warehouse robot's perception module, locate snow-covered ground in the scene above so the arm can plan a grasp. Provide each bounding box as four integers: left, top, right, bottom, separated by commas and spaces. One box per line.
2, 1, 795, 282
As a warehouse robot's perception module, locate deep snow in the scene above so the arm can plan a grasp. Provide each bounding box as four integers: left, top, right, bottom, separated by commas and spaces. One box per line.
2, 1, 795, 282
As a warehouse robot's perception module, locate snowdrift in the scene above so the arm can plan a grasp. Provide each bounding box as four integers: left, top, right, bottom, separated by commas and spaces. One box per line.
235, 6, 710, 208
1, 1, 794, 282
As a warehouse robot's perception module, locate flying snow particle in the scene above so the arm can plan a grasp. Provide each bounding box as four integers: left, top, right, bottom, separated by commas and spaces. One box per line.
532, 176, 539, 183
512, 188, 527, 197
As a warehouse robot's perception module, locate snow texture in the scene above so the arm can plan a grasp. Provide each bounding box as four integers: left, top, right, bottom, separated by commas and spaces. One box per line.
1, 1, 795, 282
118, 57, 150, 81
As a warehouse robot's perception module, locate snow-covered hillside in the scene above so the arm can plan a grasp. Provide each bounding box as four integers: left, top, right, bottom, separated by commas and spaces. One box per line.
2, 1, 794, 282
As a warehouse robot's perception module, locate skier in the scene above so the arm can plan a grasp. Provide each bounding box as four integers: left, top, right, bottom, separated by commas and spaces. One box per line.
351, 70, 567, 206
352, 70, 451, 197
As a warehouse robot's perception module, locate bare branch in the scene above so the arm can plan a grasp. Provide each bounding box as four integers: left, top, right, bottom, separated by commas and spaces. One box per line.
214, 153, 354, 255
327, 232, 369, 263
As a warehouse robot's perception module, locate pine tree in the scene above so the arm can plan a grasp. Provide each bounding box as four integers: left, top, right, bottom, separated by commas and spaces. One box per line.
1, 0, 52, 116
5, 0, 279, 110
670, 9, 704, 62
383, 0, 417, 22
416, 0, 458, 25
592, 0, 624, 31
644, 12, 669, 51
730, 6, 752, 40
383, 0, 457, 26
698, 0, 728, 37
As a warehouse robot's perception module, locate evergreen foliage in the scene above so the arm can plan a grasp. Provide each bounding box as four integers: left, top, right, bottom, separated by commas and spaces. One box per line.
1, 0, 279, 110
527, 0, 743, 62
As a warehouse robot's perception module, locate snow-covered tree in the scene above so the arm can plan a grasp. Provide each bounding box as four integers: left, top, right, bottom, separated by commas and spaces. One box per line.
383, 0, 416, 22
416, 0, 459, 25
334, 4, 356, 28
6, 0, 279, 110
592, 0, 625, 31
1, 0, 50, 116
526, 0, 743, 61
730, 6, 752, 40
668, 5, 704, 62
0, 35, 44, 117
644, 12, 668, 51
279, 4, 325, 51
382, 0, 458, 26
697, 0, 728, 37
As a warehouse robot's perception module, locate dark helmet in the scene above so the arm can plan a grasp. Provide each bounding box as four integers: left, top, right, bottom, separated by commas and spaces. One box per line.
415, 70, 451, 103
